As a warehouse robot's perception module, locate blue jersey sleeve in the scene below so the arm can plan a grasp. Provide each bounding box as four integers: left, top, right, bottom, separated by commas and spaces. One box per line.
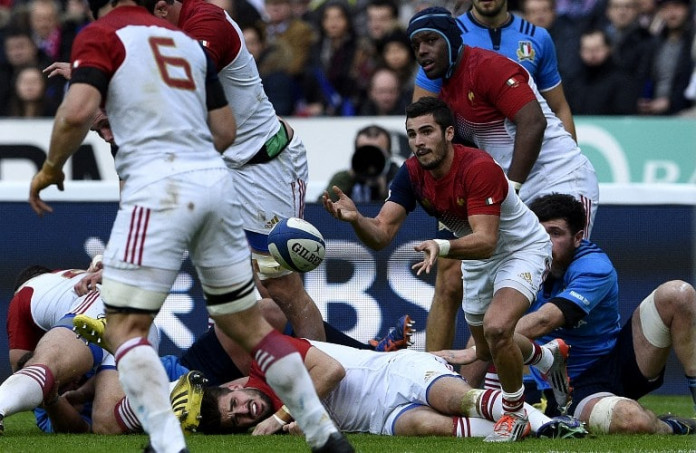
160, 355, 190, 381
414, 66, 443, 94
557, 253, 616, 318
385, 164, 418, 212
533, 27, 562, 91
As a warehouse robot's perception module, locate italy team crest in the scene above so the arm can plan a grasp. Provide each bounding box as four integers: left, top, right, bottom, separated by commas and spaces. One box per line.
516, 41, 535, 61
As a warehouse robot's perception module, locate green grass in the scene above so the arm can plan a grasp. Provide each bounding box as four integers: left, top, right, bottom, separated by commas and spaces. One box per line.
0, 395, 694, 452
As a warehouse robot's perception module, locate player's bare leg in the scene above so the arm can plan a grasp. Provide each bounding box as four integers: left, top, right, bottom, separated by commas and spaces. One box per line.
426, 256, 462, 351
480, 288, 532, 441
261, 272, 326, 341
0, 327, 94, 432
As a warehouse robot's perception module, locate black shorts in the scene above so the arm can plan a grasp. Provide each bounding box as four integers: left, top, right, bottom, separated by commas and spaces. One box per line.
180, 327, 244, 386
568, 317, 665, 414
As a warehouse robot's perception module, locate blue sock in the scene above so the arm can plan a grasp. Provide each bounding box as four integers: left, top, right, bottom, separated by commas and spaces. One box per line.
687, 375, 696, 412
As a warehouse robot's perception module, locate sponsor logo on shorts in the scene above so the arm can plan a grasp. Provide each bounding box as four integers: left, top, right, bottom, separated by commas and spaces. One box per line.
518, 272, 532, 285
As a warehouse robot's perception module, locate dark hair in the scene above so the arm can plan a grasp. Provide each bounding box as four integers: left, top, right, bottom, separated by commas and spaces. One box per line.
581, 28, 611, 46
367, 0, 399, 18
13, 265, 52, 292
142, 0, 173, 14
529, 193, 587, 235
198, 386, 229, 434
355, 124, 392, 151
405, 96, 454, 130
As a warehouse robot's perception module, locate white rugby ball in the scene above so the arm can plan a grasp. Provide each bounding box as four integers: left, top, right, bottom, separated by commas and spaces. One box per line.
267, 218, 326, 273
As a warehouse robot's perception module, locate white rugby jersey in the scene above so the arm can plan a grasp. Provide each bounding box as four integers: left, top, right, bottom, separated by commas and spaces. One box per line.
70, 7, 227, 189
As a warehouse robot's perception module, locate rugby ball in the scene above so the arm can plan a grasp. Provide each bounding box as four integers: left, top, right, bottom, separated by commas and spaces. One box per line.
267, 218, 326, 273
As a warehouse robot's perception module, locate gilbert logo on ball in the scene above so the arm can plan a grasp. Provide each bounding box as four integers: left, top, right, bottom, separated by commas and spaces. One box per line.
267, 217, 326, 273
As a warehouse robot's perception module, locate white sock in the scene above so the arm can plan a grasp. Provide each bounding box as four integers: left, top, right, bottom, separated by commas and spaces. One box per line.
116, 338, 185, 453
533, 346, 555, 374
526, 404, 551, 432
265, 353, 337, 448
0, 365, 53, 416
501, 386, 526, 416
453, 417, 496, 437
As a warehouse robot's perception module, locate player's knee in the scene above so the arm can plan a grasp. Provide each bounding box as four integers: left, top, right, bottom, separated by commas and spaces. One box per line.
482, 322, 514, 346
656, 280, 696, 315
588, 397, 649, 434
92, 412, 127, 435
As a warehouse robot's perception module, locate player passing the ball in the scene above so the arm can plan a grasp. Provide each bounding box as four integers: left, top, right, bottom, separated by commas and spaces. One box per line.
26, 1, 352, 452
323, 97, 568, 442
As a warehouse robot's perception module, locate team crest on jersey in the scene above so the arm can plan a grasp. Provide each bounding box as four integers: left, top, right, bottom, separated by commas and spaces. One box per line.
457, 197, 465, 206
468, 91, 475, 104
516, 41, 535, 61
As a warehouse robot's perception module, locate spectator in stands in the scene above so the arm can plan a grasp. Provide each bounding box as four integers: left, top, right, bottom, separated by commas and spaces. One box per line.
599, 0, 654, 86
636, 0, 664, 34
637, 0, 694, 115
302, 0, 359, 116
320, 124, 399, 202
357, 66, 410, 116
0, 26, 62, 115
27, 0, 76, 62
264, 0, 316, 78
365, 0, 401, 43
520, 0, 583, 85
3, 65, 58, 117
242, 21, 297, 116
565, 29, 639, 114
378, 30, 417, 92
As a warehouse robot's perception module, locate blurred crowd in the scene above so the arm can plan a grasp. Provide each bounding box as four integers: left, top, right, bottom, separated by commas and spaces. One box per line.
0, 0, 694, 118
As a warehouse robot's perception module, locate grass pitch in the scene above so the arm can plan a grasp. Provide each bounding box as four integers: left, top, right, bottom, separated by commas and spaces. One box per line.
0, 395, 693, 452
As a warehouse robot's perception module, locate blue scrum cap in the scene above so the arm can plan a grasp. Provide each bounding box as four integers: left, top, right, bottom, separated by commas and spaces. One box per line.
406, 7, 463, 79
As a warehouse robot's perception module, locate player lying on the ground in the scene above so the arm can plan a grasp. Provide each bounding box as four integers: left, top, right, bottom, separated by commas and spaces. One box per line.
71, 312, 582, 440
0, 263, 158, 434
189, 337, 586, 440
436, 194, 696, 435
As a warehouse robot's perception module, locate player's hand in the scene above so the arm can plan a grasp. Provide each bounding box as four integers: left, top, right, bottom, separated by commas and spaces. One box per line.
282, 421, 303, 435
411, 240, 439, 275
43, 61, 72, 80
90, 109, 115, 144
322, 186, 359, 223
74, 269, 102, 296
431, 347, 478, 365
29, 161, 65, 216
251, 415, 284, 435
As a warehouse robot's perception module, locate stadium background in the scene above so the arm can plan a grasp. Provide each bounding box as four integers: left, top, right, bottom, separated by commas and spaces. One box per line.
0, 116, 694, 396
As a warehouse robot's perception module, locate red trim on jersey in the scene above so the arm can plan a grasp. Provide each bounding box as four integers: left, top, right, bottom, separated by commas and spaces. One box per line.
178, 0, 242, 72
7, 286, 45, 351
71, 291, 100, 315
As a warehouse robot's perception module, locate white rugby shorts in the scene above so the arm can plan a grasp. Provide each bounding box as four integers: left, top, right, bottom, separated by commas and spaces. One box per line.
230, 133, 308, 236
103, 168, 252, 293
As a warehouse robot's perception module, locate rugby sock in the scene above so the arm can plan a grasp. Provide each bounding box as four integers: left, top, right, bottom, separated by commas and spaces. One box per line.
483, 364, 501, 390
252, 330, 337, 449
452, 417, 495, 437
0, 365, 54, 416
526, 343, 554, 374
114, 396, 142, 433
687, 375, 696, 411
501, 386, 526, 416
460, 388, 539, 424
115, 337, 185, 453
